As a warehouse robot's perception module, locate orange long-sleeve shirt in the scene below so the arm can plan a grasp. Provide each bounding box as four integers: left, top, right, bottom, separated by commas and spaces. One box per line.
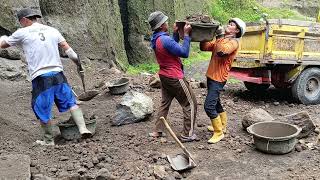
200, 38, 239, 82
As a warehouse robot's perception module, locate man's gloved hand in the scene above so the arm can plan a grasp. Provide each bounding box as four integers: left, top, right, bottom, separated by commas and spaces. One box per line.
0, 35, 8, 48
217, 51, 228, 57
76, 57, 84, 76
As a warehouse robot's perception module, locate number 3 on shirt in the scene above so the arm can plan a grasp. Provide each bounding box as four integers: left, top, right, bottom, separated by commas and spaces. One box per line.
39, 33, 45, 41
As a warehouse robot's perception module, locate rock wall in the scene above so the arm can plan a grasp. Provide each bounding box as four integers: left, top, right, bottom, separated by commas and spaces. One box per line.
0, 0, 40, 34
119, 0, 209, 65
39, 0, 128, 69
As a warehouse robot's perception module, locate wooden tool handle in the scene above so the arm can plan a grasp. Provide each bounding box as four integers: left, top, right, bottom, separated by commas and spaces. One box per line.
160, 117, 193, 158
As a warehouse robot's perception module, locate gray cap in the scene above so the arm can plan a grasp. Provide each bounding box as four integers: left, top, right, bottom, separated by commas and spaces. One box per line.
148, 11, 168, 30
17, 8, 41, 21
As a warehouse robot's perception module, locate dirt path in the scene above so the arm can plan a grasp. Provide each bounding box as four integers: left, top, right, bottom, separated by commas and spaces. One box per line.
0, 60, 320, 179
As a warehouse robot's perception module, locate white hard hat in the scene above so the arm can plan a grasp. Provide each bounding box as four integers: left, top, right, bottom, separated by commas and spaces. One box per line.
148, 11, 168, 31
229, 18, 246, 38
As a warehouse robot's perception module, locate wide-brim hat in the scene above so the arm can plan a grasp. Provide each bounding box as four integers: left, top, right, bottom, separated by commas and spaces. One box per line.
148, 11, 168, 30
17, 8, 42, 21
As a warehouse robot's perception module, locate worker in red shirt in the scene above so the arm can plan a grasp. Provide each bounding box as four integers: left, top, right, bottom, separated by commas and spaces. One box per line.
200, 18, 246, 143
147, 11, 198, 142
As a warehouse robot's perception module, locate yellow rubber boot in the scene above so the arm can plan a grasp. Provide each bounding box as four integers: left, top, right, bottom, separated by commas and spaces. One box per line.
208, 116, 224, 144
220, 112, 227, 133
207, 116, 218, 132
207, 112, 227, 133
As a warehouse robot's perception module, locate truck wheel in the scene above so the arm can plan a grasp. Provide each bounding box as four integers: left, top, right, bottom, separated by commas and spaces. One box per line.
244, 82, 270, 92
292, 67, 320, 105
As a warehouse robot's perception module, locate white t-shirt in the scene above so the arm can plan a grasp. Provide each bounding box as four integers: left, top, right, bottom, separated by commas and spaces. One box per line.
6, 23, 65, 80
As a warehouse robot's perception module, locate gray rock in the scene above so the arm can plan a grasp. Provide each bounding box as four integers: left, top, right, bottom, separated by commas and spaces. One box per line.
277, 111, 316, 138
0, 48, 21, 60
92, 157, 99, 164
33, 174, 52, 180
0, 57, 27, 81
153, 165, 169, 179
60, 156, 69, 161
77, 167, 87, 174
49, 167, 58, 173
30, 160, 37, 167
57, 171, 69, 178
273, 102, 280, 106
66, 163, 74, 171
84, 161, 94, 169
242, 108, 274, 130
113, 90, 153, 126
96, 168, 117, 180
190, 82, 201, 89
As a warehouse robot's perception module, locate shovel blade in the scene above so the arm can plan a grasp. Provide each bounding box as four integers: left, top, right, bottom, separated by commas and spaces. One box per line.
78, 90, 99, 101
167, 153, 196, 171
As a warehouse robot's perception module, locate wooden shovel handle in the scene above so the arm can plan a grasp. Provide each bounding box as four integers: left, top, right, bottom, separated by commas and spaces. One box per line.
159, 117, 193, 158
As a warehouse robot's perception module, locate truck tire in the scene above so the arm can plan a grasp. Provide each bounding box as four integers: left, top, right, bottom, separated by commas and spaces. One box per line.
244, 82, 270, 92
292, 67, 320, 105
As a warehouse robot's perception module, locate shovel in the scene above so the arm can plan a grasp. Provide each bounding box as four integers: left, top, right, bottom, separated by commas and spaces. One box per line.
160, 117, 197, 171
76, 56, 99, 101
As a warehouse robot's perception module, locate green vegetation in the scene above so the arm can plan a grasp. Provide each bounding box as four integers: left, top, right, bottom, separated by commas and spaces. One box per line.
210, 0, 308, 23
227, 77, 241, 84
126, 62, 159, 75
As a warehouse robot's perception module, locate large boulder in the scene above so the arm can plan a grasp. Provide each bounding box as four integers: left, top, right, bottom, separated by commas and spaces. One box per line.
39, 0, 128, 69
0, 47, 22, 60
113, 90, 153, 126
0, 57, 27, 81
277, 111, 316, 138
242, 108, 274, 130
119, 0, 210, 64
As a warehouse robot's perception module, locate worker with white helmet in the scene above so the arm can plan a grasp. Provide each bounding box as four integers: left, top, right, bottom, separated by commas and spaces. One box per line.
200, 18, 246, 144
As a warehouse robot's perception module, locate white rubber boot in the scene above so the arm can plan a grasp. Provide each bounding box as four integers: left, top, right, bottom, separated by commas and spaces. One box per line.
71, 108, 92, 138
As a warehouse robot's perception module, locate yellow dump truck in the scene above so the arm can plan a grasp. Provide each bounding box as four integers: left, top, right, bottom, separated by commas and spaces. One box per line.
231, 18, 320, 104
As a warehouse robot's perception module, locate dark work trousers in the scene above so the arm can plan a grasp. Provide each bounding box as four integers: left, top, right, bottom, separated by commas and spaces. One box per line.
204, 78, 226, 119
155, 75, 197, 137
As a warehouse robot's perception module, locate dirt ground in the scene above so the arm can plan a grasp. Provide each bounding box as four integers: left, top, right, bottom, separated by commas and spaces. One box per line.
0, 59, 320, 180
